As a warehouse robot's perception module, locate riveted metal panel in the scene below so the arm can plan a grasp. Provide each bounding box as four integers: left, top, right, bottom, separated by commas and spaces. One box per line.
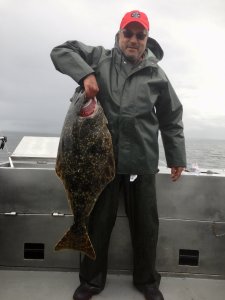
0, 168, 70, 214
108, 217, 225, 277
156, 174, 225, 221
1, 159, 225, 276
156, 218, 225, 277
0, 214, 79, 270
0, 167, 129, 217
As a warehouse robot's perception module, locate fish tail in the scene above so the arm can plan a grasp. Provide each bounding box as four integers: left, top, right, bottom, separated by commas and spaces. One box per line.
54, 224, 96, 260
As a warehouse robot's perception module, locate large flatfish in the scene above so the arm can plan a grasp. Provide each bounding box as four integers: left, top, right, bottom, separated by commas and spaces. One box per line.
55, 89, 115, 260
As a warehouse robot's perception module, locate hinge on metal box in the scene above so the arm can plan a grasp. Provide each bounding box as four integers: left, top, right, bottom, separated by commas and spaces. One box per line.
52, 212, 65, 217
212, 222, 225, 237
4, 212, 17, 216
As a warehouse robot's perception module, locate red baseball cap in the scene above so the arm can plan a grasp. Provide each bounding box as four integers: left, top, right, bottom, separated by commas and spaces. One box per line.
120, 10, 149, 31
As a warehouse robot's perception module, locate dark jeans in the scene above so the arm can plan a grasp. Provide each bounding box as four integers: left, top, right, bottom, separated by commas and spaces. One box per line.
79, 174, 161, 291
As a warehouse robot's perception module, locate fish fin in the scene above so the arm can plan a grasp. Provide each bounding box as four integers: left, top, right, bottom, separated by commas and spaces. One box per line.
54, 225, 96, 260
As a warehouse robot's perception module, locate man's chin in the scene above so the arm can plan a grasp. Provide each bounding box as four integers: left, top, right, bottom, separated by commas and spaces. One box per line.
124, 54, 137, 63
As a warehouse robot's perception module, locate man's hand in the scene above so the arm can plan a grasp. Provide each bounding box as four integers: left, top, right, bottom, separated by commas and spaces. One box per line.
170, 167, 184, 182
83, 74, 99, 99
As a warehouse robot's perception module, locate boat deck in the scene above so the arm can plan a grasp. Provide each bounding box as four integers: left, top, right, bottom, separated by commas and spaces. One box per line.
0, 270, 224, 300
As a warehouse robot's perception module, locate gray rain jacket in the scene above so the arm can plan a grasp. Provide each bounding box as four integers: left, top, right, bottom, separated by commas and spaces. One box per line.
51, 36, 186, 174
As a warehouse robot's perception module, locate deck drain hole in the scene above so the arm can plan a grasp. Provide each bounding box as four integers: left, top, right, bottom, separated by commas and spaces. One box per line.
24, 243, 45, 260
179, 249, 199, 266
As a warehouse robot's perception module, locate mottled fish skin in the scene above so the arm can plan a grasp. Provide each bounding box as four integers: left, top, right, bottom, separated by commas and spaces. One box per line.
55, 90, 115, 260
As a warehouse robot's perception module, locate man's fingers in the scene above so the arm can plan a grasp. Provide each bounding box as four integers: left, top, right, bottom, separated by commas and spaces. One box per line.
83, 74, 99, 99
171, 167, 184, 182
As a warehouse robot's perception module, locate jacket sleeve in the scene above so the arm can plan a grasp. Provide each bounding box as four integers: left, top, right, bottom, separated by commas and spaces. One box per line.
155, 69, 186, 168
50, 40, 104, 84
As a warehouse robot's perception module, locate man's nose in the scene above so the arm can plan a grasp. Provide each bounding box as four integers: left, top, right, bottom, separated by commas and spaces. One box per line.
129, 34, 138, 43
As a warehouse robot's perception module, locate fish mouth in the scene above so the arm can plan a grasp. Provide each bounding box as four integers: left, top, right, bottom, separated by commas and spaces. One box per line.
80, 97, 98, 118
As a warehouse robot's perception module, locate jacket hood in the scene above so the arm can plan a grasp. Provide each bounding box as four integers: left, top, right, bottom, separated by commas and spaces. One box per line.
114, 33, 164, 62
147, 37, 164, 61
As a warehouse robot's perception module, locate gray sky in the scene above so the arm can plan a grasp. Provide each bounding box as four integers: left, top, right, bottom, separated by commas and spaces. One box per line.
1, 0, 225, 139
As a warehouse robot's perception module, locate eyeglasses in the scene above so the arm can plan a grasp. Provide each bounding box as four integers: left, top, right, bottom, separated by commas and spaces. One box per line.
120, 29, 147, 40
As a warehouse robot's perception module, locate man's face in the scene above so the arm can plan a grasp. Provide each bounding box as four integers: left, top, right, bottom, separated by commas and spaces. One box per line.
118, 22, 148, 63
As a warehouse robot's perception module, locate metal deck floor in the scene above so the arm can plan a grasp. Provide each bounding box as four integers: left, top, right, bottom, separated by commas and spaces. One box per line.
0, 270, 224, 300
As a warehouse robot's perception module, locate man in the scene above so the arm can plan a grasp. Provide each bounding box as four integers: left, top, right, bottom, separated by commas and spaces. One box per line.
51, 10, 186, 300
0, 136, 7, 150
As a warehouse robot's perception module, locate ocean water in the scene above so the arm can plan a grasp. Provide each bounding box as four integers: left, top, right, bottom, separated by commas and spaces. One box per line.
161, 138, 225, 170
179, 139, 225, 170
1, 131, 225, 170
